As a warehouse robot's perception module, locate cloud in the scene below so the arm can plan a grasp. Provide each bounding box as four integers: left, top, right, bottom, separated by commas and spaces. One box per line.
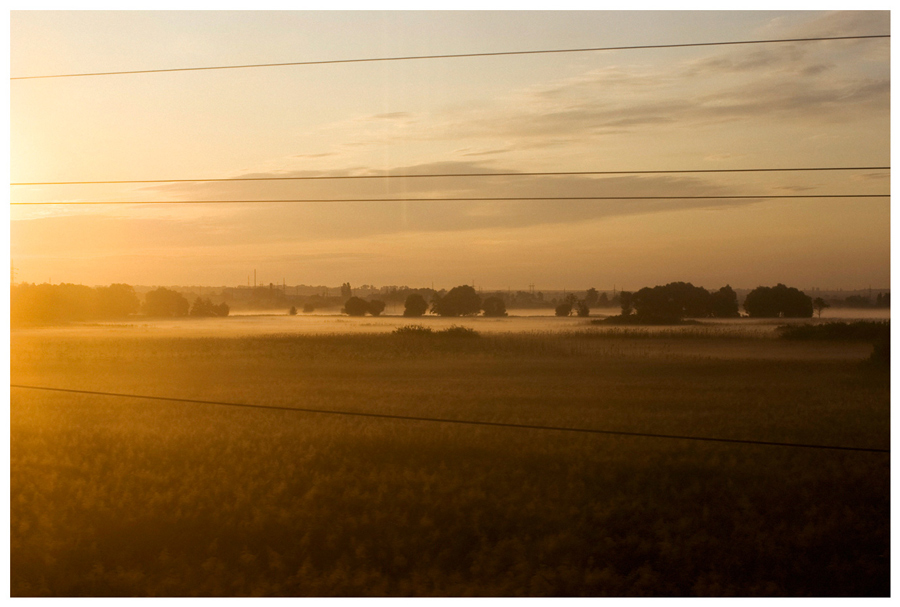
15, 158, 796, 262
295, 23, 887, 161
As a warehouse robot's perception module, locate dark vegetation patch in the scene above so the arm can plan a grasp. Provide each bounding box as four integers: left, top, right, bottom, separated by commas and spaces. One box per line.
777, 321, 889, 341
10, 331, 890, 596
592, 316, 704, 326
392, 325, 479, 338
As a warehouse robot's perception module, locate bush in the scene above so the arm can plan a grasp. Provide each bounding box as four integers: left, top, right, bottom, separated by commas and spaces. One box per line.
303, 303, 315, 313
289, 306, 297, 316
439, 325, 479, 338
871, 333, 890, 366
777, 321, 889, 341
393, 325, 433, 336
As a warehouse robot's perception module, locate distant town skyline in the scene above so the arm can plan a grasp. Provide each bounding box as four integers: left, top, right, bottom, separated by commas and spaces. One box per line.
10, 11, 890, 290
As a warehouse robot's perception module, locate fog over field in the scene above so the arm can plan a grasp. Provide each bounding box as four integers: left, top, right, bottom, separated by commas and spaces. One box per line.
10, 9, 890, 599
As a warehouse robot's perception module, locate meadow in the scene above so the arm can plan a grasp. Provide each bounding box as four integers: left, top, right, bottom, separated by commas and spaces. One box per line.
10, 316, 890, 596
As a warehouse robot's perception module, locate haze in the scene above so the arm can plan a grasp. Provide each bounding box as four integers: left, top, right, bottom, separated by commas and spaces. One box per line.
10, 11, 890, 291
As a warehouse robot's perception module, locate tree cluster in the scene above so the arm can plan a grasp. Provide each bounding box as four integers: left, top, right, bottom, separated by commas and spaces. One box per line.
399, 286, 509, 317
11, 282, 140, 324
625, 282, 740, 323
143, 287, 190, 317
403, 294, 429, 317
830, 293, 891, 309
430, 285, 482, 317
743, 284, 813, 318
604, 283, 740, 324
343, 297, 386, 316
189, 297, 230, 317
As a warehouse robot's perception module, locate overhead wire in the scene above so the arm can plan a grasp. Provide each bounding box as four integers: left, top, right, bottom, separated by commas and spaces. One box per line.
10, 384, 890, 454
10, 166, 891, 187
10, 34, 890, 80
10, 194, 890, 206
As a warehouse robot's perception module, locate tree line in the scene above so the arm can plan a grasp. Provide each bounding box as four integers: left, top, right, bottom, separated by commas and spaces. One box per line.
338, 282, 841, 322
11, 283, 228, 324
12, 280, 878, 324
605, 282, 816, 324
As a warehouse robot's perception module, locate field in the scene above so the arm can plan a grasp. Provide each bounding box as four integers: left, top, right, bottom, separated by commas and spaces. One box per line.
10, 315, 890, 596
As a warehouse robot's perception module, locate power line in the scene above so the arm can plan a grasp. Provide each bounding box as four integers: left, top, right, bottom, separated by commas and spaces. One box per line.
11, 34, 889, 81
11, 194, 890, 206
10, 384, 889, 453
10, 166, 890, 187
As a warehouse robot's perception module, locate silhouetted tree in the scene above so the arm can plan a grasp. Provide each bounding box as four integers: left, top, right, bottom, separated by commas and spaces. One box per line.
813, 297, 830, 318
11, 282, 98, 323
143, 287, 190, 317
637, 282, 712, 320
343, 296, 370, 316
575, 300, 590, 317
303, 303, 315, 313
843, 295, 871, 308
631, 284, 687, 323
403, 293, 428, 317
555, 302, 573, 316
190, 297, 230, 317
341, 282, 352, 299
289, 305, 297, 315
96, 283, 140, 317
368, 300, 386, 316
431, 285, 481, 317
585, 288, 599, 307
482, 296, 508, 317
620, 291, 634, 316
710, 285, 740, 318
743, 284, 813, 318
597, 292, 610, 307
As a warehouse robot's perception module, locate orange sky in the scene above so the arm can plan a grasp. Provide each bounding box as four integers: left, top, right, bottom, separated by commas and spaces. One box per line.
9, 10, 891, 291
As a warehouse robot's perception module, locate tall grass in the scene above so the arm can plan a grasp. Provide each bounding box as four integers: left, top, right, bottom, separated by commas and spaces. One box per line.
11, 331, 889, 596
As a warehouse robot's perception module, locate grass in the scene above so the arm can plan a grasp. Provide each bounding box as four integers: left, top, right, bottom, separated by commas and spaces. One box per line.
776, 320, 889, 341
10, 328, 890, 596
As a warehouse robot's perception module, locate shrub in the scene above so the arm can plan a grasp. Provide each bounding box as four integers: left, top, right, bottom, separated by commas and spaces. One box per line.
777, 321, 889, 341
393, 325, 433, 336
871, 333, 890, 366
439, 325, 479, 338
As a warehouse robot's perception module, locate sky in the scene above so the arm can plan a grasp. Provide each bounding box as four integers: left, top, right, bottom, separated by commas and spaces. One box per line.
9, 10, 891, 291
